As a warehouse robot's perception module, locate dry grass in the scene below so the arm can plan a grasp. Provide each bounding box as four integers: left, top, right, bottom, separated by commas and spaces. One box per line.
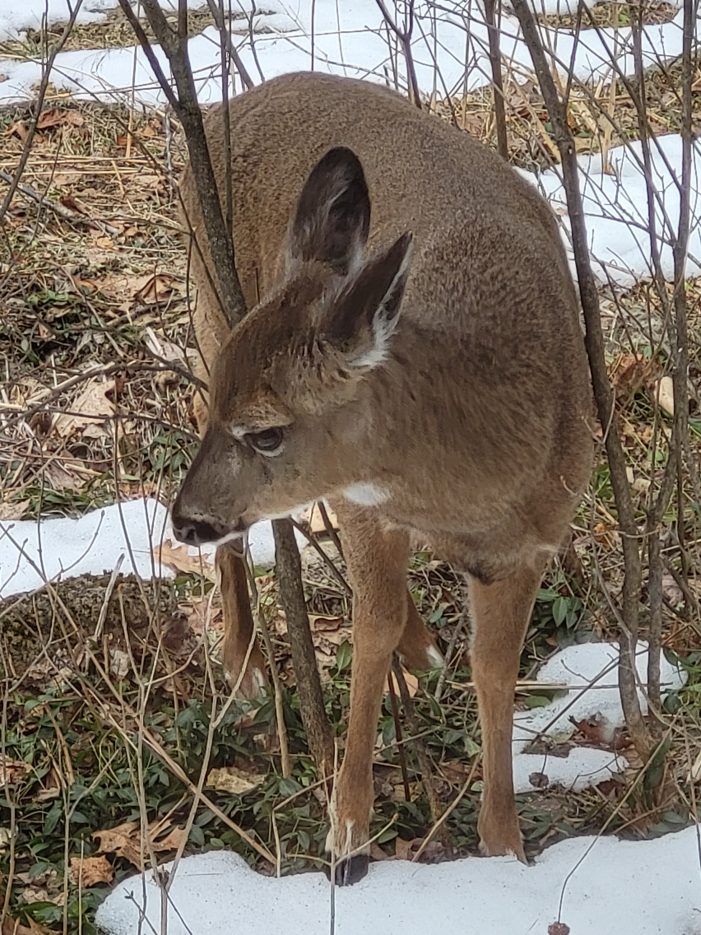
538, 0, 679, 29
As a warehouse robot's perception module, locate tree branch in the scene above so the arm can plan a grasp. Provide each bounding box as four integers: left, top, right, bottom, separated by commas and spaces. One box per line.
509, 0, 652, 757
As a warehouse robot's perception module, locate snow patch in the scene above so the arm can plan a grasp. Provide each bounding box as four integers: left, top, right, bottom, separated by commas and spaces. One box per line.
511, 641, 686, 793
0, 497, 303, 599
95, 824, 701, 935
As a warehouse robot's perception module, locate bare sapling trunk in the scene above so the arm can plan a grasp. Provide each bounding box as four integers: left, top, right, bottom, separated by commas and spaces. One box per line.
509, 0, 654, 759
118, 0, 333, 775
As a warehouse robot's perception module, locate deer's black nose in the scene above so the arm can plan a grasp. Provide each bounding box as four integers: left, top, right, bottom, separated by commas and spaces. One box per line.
171, 515, 230, 546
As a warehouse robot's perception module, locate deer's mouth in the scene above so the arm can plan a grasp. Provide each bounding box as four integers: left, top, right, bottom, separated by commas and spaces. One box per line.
171, 515, 248, 548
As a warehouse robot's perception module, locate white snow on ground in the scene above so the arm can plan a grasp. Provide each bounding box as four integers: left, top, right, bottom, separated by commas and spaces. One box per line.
528, 134, 701, 287
0, 1, 694, 105
96, 824, 701, 935
0, 497, 305, 599
512, 641, 686, 792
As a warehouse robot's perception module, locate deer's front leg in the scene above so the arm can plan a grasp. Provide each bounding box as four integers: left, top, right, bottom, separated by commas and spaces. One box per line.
326, 502, 411, 885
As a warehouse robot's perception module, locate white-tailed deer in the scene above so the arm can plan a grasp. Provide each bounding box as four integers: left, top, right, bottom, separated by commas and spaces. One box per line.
171, 71, 593, 884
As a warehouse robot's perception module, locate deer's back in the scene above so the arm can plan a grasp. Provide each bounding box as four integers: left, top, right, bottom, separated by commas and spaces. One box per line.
182, 72, 571, 322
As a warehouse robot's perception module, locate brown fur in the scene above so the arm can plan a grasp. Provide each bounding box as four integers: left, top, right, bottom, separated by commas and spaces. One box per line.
171, 71, 594, 879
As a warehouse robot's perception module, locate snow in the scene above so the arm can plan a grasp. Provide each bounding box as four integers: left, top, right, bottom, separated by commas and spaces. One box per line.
96, 823, 701, 935
528, 134, 701, 287
0, 497, 304, 599
512, 641, 686, 793
0, 1, 693, 106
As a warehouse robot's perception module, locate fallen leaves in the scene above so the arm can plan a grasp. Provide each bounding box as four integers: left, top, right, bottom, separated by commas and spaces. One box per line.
36, 108, 85, 131
52, 375, 116, 439
386, 668, 419, 698
93, 818, 188, 870
154, 538, 216, 581
69, 854, 114, 887
205, 765, 265, 795
610, 350, 658, 404
133, 272, 177, 307
2, 918, 54, 935
0, 755, 31, 787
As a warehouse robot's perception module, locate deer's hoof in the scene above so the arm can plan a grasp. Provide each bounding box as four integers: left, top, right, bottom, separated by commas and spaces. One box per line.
326, 854, 369, 886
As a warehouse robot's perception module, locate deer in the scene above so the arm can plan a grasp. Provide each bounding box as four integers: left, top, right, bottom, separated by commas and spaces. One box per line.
170, 70, 594, 885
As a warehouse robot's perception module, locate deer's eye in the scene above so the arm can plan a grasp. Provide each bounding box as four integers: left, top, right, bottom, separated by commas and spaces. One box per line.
245, 427, 284, 455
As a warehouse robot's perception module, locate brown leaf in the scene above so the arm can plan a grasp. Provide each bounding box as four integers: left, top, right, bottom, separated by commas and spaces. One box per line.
36, 108, 84, 130
385, 668, 419, 698
93, 820, 143, 868
93, 818, 188, 870
205, 765, 265, 795
69, 854, 114, 887
154, 539, 216, 581
610, 351, 657, 403
53, 376, 115, 439
394, 837, 421, 860
133, 272, 176, 306
0, 499, 30, 521
6, 120, 29, 141
2, 917, 54, 935
0, 755, 31, 787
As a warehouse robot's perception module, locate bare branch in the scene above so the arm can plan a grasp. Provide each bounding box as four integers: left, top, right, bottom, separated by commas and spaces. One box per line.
509, 0, 652, 757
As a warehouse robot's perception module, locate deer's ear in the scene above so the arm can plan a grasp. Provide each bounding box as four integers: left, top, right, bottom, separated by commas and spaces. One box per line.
287, 147, 370, 275
322, 232, 414, 370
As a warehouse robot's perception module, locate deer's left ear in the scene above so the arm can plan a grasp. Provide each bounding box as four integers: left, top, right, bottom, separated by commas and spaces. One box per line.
287, 147, 371, 275
320, 232, 414, 370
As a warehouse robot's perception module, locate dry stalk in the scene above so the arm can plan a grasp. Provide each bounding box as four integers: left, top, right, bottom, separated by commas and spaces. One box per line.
116, 0, 333, 781
510, 0, 654, 759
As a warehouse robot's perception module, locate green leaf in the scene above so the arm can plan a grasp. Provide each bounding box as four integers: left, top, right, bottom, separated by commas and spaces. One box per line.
552, 596, 568, 626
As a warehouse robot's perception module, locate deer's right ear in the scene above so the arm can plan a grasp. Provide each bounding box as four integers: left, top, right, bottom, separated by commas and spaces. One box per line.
287, 147, 371, 275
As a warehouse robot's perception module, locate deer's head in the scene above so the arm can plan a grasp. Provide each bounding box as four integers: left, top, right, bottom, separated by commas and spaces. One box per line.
171, 146, 413, 547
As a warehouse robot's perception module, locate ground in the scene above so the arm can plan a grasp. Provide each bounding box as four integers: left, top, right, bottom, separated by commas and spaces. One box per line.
1, 4, 700, 933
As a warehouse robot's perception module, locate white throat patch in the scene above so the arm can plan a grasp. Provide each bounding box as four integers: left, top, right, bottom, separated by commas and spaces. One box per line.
342, 482, 390, 507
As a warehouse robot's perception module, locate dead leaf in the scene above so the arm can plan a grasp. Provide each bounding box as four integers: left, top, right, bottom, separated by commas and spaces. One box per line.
610, 351, 657, 403
2, 917, 54, 935
43, 460, 85, 493
36, 108, 84, 130
69, 854, 114, 887
133, 272, 176, 306
59, 193, 90, 216
369, 842, 392, 861
0, 755, 31, 787
654, 375, 674, 417
394, 837, 420, 860
0, 499, 30, 521
6, 120, 29, 141
53, 376, 115, 439
662, 572, 684, 608
205, 765, 265, 795
385, 668, 419, 698
93, 818, 188, 870
154, 539, 216, 580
